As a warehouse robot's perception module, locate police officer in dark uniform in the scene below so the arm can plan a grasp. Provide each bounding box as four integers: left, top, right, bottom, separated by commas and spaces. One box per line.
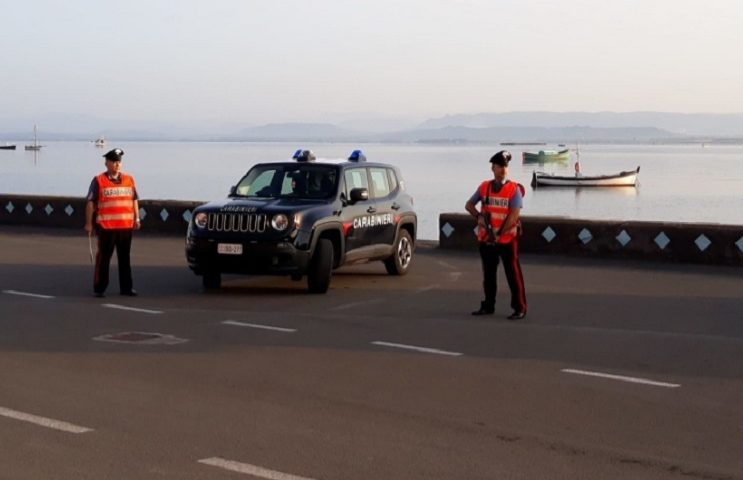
84, 148, 141, 297
465, 150, 527, 319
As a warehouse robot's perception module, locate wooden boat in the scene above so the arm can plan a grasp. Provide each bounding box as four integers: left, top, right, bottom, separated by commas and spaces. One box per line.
24, 125, 43, 151
0, 144, 16, 150
522, 148, 570, 163
531, 166, 640, 187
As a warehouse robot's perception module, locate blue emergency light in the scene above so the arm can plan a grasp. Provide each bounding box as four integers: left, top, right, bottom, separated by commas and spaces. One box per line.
348, 150, 366, 162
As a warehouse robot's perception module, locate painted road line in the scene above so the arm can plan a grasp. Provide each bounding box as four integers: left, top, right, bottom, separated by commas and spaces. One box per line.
371, 341, 463, 357
198, 457, 317, 480
222, 320, 296, 333
102, 304, 163, 315
2, 289, 55, 299
0, 406, 93, 433
561, 369, 681, 388
415, 284, 440, 293
436, 260, 457, 270
332, 298, 383, 311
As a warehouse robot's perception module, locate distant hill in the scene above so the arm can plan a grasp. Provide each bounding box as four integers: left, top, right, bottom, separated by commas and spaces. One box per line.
375, 125, 680, 143
232, 123, 359, 141
418, 112, 743, 136
1, 112, 742, 142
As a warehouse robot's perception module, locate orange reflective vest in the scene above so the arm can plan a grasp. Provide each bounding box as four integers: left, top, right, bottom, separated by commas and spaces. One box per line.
476, 180, 520, 244
95, 173, 136, 229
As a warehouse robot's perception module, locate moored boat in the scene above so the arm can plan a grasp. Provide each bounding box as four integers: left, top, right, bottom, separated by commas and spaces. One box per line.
531, 166, 640, 188
522, 148, 570, 163
24, 125, 43, 151
0, 144, 16, 150
94, 136, 106, 147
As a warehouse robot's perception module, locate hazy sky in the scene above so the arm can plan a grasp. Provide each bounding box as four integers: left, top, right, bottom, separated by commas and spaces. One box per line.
2, 0, 742, 125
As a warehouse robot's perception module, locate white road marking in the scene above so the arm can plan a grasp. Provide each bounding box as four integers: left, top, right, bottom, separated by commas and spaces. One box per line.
198, 457, 317, 480
332, 298, 383, 311
436, 260, 456, 270
102, 303, 163, 314
0, 406, 93, 433
371, 341, 463, 357
448, 271, 462, 281
415, 284, 440, 293
561, 369, 681, 388
2, 289, 54, 299
222, 320, 296, 333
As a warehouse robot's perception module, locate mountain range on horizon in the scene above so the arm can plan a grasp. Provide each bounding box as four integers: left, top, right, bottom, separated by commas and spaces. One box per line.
1, 111, 742, 143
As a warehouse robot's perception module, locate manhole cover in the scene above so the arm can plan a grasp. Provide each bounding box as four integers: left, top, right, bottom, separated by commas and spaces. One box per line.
93, 331, 188, 345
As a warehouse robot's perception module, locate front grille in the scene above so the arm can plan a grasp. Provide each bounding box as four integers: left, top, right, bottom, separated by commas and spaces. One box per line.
207, 213, 268, 233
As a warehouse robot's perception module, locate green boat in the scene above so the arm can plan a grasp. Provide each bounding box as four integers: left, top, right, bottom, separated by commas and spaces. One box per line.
521, 148, 570, 163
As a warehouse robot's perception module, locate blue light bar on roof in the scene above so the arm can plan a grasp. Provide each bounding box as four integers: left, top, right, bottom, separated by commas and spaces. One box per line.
348, 149, 366, 162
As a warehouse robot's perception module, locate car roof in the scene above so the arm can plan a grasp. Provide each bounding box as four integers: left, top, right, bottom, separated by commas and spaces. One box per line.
254, 160, 396, 169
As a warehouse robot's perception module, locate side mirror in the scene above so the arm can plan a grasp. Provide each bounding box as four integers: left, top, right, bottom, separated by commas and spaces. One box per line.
349, 187, 369, 204
229, 185, 237, 196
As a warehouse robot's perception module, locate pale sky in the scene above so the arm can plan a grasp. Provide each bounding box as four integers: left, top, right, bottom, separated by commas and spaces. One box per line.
2, 0, 742, 125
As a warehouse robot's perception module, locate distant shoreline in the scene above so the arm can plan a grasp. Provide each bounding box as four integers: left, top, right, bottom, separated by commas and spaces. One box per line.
2, 138, 743, 146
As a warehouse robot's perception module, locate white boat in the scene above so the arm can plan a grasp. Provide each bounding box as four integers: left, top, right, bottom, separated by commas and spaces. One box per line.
24, 125, 43, 151
531, 167, 640, 187
94, 136, 106, 147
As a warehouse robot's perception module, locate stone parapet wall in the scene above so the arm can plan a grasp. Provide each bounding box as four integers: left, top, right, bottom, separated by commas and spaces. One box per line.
3, 195, 743, 265
440, 213, 743, 266
0, 194, 202, 235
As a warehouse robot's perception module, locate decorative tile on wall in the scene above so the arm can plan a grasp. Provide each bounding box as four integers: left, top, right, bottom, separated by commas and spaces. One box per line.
654, 232, 670, 250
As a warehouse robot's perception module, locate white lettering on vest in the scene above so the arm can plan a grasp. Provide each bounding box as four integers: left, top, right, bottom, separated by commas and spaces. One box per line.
485, 196, 509, 208
102, 187, 133, 198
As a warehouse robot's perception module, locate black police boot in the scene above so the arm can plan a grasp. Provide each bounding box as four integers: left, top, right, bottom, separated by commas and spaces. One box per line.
471, 301, 494, 316
507, 311, 526, 320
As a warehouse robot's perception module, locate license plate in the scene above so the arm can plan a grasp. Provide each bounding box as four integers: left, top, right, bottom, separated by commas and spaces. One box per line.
217, 243, 243, 255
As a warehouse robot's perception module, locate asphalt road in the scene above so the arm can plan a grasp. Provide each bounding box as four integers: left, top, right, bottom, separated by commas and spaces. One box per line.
1, 226, 742, 480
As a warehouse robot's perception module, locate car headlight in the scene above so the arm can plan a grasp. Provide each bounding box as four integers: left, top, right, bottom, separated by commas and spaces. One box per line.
194, 212, 208, 228
271, 214, 289, 231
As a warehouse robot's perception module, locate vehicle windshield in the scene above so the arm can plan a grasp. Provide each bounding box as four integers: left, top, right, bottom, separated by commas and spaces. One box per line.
233, 164, 338, 200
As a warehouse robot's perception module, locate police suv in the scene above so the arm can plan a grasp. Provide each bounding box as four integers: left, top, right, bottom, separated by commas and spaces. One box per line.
185, 150, 417, 293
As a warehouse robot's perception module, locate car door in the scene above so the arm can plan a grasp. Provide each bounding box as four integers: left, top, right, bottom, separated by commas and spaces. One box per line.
367, 167, 396, 246
341, 167, 374, 254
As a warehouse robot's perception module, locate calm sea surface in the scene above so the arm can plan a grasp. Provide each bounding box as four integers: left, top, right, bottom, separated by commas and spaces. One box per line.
1, 141, 742, 240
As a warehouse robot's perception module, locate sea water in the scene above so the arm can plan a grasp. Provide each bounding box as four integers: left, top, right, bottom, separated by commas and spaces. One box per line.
1, 141, 741, 240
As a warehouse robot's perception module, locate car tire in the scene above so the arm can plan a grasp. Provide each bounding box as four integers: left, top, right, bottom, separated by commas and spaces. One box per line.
384, 229, 413, 276
203, 270, 221, 289
307, 238, 333, 294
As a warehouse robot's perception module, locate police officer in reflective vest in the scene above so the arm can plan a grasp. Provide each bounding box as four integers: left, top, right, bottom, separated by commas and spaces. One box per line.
465, 150, 527, 319
84, 148, 141, 297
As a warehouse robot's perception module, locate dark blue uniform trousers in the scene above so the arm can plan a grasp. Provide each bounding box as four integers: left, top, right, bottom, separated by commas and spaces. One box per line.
478, 240, 527, 313
94, 228, 133, 294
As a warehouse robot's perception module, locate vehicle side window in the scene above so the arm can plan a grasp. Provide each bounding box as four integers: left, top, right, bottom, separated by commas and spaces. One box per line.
369, 168, 391, 198
387, 168, 398, 192
279, 171, 296, 195
344, 168, 369, 196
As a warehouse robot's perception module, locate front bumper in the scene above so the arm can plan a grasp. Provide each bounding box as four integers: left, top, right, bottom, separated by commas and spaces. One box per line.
186, 236, 311, 276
